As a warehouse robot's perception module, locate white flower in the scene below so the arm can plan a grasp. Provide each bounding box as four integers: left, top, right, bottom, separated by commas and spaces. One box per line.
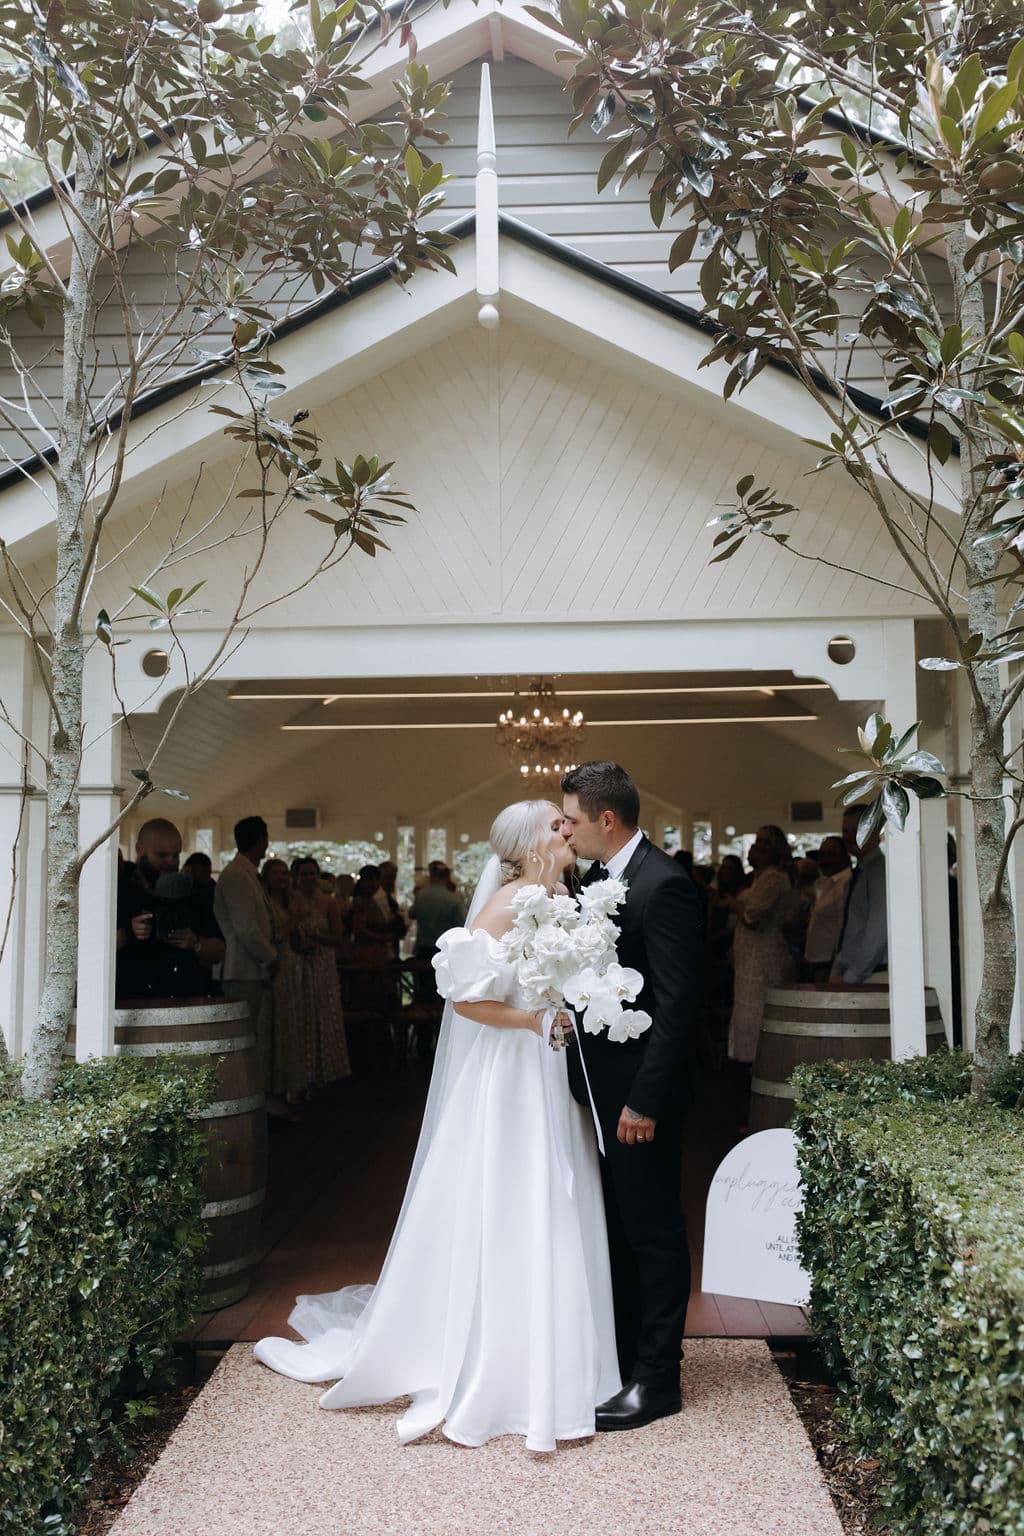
602, 963, 644, 1004
563, 967, 603, 1011
510, 883, 553, 922
606, 1008, 653, 1044
579, 991, 625, 1036
578, 877, 628, 919
572, 923, 614, 968
549, 893, 581, 923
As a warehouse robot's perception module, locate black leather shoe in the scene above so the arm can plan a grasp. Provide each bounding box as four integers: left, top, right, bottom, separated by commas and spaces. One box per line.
595, 1379, 682, 1431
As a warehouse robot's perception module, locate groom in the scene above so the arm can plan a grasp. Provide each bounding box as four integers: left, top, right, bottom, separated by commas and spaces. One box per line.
561, 762, 703, 1431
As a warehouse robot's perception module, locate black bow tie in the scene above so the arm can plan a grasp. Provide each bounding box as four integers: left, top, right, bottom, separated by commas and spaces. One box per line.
587, 862, 609, 883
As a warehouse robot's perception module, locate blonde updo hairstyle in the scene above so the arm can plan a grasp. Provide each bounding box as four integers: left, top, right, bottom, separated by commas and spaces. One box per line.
490, 800, 558, 886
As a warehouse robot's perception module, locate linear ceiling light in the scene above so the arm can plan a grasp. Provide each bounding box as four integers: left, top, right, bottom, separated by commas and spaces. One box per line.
281, 713, 817, 731
235, 682, 832, 702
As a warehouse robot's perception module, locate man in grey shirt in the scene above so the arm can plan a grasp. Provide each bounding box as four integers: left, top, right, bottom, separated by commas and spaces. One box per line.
832, 805, 887, 984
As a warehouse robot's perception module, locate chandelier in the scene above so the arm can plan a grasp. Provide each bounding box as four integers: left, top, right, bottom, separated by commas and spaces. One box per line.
495, 677, 586, 778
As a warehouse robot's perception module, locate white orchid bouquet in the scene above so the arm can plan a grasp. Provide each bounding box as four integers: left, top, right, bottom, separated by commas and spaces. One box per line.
499, 878, 653, 1044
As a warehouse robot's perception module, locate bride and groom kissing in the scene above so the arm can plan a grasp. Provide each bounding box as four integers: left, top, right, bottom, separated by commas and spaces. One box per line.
255, 761, 704, 1452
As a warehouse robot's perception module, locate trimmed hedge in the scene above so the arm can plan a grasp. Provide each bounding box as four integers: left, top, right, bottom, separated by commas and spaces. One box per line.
793, 1052, 1024, 1535
0, 1057, 213, 1536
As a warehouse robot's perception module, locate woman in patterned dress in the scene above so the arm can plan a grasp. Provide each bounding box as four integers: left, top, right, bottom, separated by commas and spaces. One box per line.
726, 825, 801, 1063
290, 857, 352, 1088
260, 858, 307, 1105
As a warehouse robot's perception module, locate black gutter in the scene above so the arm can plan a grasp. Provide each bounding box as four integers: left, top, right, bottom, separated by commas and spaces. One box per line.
0, 212, 476, 500
496, 213, 934, 447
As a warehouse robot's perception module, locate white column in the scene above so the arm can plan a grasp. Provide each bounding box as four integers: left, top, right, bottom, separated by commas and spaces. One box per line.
883, 619, 927, 1057
75, 649, 121, 1060
0, 634, 46, 1057
916, 646, 954, 1043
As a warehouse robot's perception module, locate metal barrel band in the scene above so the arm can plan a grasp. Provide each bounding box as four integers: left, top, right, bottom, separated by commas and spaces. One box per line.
202, 1250, 261, 1281
118, 1035, 256, 1057
201, 1187, 267, 1219
751, 1075, 798, 1100
198, 1093, 265, 1120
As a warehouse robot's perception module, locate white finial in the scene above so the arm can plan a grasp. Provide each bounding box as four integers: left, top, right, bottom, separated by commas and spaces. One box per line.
476, 62, 499, 327
477, 60, 496, 173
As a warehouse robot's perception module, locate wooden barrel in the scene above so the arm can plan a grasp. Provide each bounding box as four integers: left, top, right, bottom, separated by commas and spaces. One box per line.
750, 985, 947, 1132
67, 999, 266, 1310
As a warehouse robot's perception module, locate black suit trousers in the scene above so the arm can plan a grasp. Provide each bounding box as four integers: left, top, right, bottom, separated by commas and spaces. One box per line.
595, 1099, 690, 1387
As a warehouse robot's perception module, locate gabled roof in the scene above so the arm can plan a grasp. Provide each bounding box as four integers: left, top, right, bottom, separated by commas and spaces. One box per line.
1, 204, 957, 555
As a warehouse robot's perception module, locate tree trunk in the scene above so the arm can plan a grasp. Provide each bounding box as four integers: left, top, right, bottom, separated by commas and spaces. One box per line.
21, 145, 103, 1101
946, 223, 1016, 1096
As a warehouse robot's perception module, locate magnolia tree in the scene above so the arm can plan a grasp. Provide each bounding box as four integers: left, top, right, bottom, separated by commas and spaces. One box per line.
0, 0, 453, 1098
537, 0, 1024, 1092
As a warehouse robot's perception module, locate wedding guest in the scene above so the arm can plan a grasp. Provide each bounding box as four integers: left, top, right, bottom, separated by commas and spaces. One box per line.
291, 857, 351, 1088
718, 852, 748, 891
374, 860, 408, 957
787, 857, 821, 964
260, 858, 307, 1108
726, 825, 800, 1063
804, 835, 852, 981
215, 816, 282, 1113
116, 818, 223, 1002
334, 873, 355, 963
703, 857, 745, 1057
409, 861, 465, 1029
348, 867, 396, 1059
832, 805, 887, 984
182, 850, 217, 918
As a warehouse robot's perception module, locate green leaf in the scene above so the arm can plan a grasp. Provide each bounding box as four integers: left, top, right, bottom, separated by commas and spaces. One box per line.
857, 797, 885, 847
908, 776, 945, 800
404, 144, 423, 189
130, 586, 166, 612
919, 656, 961, 671
597, 135, 632, 194
881, 780, 910, 832
900, 751, 945, 774
928, 421, 953, 465
667, 224, 699, 272
973, 81, 1018, 142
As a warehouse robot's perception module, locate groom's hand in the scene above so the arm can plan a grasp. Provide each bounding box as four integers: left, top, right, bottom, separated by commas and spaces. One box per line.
617, 1105, 656, 1145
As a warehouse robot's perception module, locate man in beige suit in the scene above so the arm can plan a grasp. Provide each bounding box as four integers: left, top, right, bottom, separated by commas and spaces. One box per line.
214, 815, 282, 1114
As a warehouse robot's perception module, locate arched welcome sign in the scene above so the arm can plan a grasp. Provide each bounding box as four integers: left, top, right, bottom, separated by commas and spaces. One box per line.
702, 1129, 811, 1307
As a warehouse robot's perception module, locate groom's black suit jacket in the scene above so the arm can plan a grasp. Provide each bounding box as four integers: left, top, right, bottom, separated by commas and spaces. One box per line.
568, 837, 703, 1121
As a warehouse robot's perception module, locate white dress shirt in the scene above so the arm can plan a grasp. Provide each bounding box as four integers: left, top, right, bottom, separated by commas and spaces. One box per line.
214, 853, 277, 981
603, 828, 645, 882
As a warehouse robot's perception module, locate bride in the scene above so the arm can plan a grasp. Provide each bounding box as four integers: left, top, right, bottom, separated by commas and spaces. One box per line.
253, 800, 620, 1451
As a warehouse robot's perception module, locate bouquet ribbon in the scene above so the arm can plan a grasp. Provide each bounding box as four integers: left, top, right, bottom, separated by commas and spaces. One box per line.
540, 1008, 605, 1202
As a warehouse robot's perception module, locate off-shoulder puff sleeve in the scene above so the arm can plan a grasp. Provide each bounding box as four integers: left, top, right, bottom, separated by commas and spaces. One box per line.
431, 927, 517, 1004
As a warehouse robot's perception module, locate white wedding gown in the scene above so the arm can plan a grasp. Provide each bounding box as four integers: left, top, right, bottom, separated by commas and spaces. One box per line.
253, 926, 620, 1451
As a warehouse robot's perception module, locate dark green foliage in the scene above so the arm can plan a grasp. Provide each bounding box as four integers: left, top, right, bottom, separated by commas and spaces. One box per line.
793, 1053, 1024, 1533
984, 1051, 1024, 1110
0, 1058, 213, 1536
